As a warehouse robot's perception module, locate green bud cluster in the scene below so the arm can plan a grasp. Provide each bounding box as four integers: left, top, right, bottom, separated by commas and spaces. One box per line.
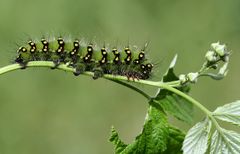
179, 42, 230, 85
179, 72, 199, 84
205, 42, 229, 64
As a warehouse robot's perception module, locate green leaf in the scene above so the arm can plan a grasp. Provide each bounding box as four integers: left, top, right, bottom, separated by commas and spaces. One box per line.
169, 54, 178, 69
109, 126, 128, 154
213, 100, 240, 126
182, 118, 212, 154
110, 55, 188, 154
120, 106, 169, 154
153, 54, 193, 123
163, 126, 185, 154
210, 128, 240, 154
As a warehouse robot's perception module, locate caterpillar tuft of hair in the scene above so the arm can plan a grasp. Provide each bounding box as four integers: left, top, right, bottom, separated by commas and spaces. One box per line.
14, 37, 154, 80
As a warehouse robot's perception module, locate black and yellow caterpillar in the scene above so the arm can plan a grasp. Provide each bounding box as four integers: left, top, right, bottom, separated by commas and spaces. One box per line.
15, 37, 153, 79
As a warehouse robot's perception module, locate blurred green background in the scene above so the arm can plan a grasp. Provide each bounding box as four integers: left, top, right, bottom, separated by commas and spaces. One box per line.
0, 0, 239, 153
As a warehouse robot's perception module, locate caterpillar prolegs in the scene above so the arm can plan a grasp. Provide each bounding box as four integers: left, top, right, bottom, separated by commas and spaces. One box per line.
15, 37, 154, 80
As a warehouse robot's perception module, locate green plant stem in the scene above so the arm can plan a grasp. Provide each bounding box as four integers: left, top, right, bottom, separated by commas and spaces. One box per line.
108, 79, 152, 100
0, 61, 220, 130
0, 61, 179, 88
160, 83, 223, 133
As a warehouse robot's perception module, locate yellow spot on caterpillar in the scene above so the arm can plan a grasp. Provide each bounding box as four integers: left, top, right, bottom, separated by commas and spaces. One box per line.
147, 64, 152, 68
42, 40, 48, 45
20, 47, 27, 52
87, 54, 91, 58
57, 48, 62, 53
125, 47, 129, 51
74, 42, 79, 47
28, 41, 35, 46
88, 47, 92, 52
135, 60, 139, 64
126, 50, 131, 54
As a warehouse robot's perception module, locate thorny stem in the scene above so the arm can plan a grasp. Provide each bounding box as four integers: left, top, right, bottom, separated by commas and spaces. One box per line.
0, 61, 221, 130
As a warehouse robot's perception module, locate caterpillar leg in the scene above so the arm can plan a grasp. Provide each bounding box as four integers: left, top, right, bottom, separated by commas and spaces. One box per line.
51, 59, 61, 69
73, 64, 86, 76
50, 53, 65, 69
92, 67, 104, 80
18, 61, 28, 69
15, 56, 28, 69
42, 53, 51, 61
70, 55, 79, 64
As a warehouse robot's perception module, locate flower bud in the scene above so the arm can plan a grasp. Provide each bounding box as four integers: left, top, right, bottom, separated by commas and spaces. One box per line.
187, 72, 199, 83
205, 51, 217, 62
215, 44, 226, 56
211, 42, 220, 50
211, 42, 226, 57
179, 74, 187, 84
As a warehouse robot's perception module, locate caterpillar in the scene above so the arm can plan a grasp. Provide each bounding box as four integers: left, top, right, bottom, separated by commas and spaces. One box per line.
14, 37, 153, 80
